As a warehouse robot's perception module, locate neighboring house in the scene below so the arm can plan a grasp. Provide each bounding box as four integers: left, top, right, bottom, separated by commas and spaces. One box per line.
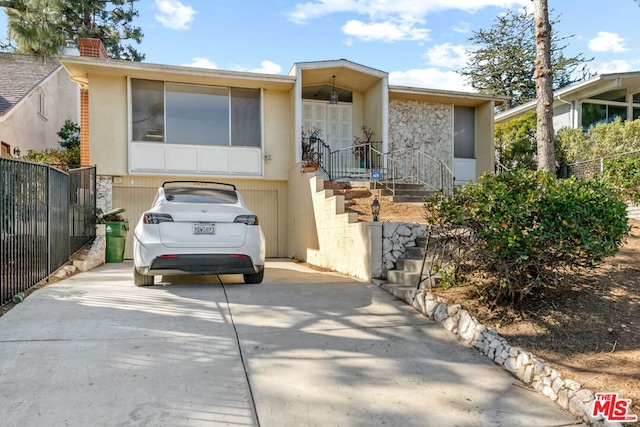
495, 72, 640, 130
59, 39, 504, 264
0, 53, 79, 157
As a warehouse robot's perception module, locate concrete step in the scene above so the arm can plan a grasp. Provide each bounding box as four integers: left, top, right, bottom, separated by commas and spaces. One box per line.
392, 194, 431, 203
404, 246, 425, 259
395, 258, 433, 273
379, 283, 417, 302
386, 269, 441, 287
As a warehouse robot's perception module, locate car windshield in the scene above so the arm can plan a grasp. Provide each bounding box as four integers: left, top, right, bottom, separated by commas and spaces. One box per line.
164, 187, 238, 204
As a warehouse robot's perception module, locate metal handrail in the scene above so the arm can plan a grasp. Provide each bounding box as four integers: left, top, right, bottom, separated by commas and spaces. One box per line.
302, 140, 454, 196
385, 147, 455, 196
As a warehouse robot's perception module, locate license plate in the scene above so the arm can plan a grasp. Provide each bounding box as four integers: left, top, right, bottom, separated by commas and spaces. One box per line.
193, 223, 215, 234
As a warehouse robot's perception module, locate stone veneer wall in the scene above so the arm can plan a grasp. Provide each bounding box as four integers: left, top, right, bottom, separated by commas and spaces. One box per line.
388, 99, 453, 166
96, 176, 112, 213
382, 223, 426, 271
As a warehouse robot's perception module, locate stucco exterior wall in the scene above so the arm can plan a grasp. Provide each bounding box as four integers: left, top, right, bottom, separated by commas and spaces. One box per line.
263, 89, 294, 181
0, 68, 79, 154
388, 99, 453, 166
287, 166, 383, 280
89, 74, 128, 175
475, 101, 495, 176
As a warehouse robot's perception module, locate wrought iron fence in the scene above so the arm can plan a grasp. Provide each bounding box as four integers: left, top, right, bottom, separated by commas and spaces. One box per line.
0, 158, 96, 306
69, 166, 97, 254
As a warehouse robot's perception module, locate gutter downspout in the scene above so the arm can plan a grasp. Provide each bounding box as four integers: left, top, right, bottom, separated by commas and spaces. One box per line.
555, 95, 575, 128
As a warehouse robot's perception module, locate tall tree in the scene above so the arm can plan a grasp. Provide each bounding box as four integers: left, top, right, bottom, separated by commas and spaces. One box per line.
1, 0, 144, 60
459, 8, 590, 111
2, 0, 64, 58
533, 0, 556, 172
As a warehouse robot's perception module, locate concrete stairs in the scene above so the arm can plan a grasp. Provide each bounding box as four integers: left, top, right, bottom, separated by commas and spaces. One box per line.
380, 234, 443, 301
379, 183, 437, 203
324, 181, 436, 204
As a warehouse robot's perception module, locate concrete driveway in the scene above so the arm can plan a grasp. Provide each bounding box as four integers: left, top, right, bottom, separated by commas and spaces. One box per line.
0, 260, 581, 426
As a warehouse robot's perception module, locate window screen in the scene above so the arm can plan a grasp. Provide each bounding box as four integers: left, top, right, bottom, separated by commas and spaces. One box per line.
454, 106, 475, 159
132, 79, 165, 142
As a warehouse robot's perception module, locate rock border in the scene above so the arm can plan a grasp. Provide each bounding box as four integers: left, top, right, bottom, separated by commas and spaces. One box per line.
376, 283, 626, 427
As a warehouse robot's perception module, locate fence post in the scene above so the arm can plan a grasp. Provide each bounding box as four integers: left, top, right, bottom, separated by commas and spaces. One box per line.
46, 165, 51, 279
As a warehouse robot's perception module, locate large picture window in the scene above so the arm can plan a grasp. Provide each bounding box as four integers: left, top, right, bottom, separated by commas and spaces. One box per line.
582, 103, 627, 129
132, 79, 164, 142
131, 79, 261, 147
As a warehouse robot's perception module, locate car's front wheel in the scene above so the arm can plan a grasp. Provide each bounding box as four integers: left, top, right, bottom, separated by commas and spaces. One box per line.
243, 268, 264, 284
134, 268, 154, 286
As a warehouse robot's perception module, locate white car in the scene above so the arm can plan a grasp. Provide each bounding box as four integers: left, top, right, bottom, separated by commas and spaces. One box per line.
133, 181, 266, 286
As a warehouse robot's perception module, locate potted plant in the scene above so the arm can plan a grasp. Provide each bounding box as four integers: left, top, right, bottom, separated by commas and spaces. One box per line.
302, 127, 322, 171
354, 126, 375, 168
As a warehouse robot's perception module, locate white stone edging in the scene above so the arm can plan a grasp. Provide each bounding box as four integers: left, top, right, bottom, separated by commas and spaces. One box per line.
379, 284, 625, 426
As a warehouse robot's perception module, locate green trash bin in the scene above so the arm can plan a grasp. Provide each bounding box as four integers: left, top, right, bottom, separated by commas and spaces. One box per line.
105, 221, 129, 263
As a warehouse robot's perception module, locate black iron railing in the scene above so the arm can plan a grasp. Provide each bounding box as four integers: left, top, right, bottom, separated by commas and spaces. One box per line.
0, 159, 96, 306
308, 141, 454, 196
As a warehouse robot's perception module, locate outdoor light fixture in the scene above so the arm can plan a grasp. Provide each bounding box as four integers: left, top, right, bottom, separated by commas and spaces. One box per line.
329, 75, 339, 104
12, 147, 20, 157
371, 197, 380, 222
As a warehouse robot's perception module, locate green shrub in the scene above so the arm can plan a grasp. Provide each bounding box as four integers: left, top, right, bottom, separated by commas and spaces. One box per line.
602, 155, 640, 204
424, 170, 629, 306
555, 118, 640, 164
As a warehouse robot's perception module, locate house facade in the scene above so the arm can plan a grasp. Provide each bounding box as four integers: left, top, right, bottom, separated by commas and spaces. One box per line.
495, 72, 640, 130
0, 54, 79, 158
59, 40, 503, 262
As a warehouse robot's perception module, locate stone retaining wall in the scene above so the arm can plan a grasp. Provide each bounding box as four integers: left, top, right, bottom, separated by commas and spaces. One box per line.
382, 223, 425, 271
389, 288, 625, 426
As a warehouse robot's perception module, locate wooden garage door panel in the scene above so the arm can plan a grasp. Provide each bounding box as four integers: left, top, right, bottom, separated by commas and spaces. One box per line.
239, 190, 278, 258
113, 187, 278, 259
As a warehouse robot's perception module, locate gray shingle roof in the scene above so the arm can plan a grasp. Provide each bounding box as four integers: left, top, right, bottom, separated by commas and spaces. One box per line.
0, 53, 61, 116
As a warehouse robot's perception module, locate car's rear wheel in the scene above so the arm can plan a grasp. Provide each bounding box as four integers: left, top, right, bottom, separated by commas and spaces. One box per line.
243, 268, 264, 284
134, 268, 154, 286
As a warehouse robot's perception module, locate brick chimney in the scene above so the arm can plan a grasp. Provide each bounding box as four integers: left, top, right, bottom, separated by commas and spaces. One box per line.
77, 37, 109, 59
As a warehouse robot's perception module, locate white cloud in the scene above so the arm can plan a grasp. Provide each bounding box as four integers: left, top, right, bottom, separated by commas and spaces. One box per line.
250, 61, 283, 74
588, 32, 627, 53
595, 60, 631, 75
286, 0, 529, 24
286, 0, 527, 43
389, 68, 473, 92
342, 20, 429, 42
183, 57, 218, 69
155, 0, 197, 30
453, 22, 471, 34
424, 43, 469, 69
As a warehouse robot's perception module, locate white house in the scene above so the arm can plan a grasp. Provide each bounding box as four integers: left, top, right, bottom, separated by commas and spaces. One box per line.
496, 72, 640, 130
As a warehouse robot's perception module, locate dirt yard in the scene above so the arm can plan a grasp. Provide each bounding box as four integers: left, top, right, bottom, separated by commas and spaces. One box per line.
347, 191, 640, 417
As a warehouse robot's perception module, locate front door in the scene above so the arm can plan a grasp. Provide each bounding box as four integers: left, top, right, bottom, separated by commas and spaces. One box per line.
303, 100, 352, 150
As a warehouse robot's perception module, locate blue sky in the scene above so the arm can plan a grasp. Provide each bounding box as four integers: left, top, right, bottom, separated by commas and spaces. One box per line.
2, 0, 640, 91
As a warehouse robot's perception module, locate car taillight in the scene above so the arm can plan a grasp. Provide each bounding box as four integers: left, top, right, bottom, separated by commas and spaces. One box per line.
143, 213, 174, 224
234, 215, 259, 225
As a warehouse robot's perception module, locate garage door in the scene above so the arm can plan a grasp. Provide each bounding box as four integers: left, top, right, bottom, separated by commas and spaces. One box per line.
113, 187, 279, 259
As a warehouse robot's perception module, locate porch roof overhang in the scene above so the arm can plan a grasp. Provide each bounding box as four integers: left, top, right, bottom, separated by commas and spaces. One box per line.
58, 56, 297, 90
292, 59, 388, 93
495, 71, 640, 123
389, 85, 508, 107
